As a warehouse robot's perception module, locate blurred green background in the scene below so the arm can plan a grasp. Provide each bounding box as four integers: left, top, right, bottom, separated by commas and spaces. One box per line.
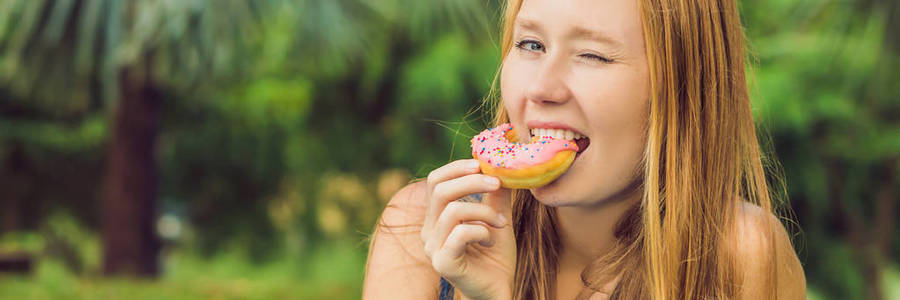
0, 0, 896, 299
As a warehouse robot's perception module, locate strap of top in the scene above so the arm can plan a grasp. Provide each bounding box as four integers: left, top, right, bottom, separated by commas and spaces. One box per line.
439, 277, 455, 300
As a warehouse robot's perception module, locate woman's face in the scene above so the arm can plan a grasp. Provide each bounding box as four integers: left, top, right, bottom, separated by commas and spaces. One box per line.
500, 0, 649, 207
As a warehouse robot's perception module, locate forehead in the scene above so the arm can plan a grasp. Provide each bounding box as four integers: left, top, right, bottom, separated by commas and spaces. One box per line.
515, 0, 643, 47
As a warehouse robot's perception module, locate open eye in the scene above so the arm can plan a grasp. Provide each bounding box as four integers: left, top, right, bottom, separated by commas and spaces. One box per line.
515, 39, 545, 52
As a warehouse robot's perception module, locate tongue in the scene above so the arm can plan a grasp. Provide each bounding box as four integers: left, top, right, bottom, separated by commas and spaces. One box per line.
575, 138, 590, 154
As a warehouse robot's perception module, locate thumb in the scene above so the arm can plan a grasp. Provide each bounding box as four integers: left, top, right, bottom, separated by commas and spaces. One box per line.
482, 187, 513, 221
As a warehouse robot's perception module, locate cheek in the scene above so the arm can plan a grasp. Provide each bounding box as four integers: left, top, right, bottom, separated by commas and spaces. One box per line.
577, 68, 649, 179
574, 68, 649, 130
499, 59, 530, 119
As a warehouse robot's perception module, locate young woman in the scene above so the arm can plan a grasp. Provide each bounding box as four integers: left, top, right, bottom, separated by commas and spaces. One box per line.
364, 0, 806, 299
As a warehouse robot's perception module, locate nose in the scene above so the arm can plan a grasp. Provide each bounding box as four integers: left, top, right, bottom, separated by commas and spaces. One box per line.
525, 55, 572, 105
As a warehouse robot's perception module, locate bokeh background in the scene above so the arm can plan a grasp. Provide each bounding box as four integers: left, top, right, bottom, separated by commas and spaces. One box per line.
0, 0, 896, 299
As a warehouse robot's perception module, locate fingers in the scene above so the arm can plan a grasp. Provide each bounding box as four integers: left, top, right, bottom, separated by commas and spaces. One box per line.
425, 172, 500, 234
426, 159, 481, 193
430, 223, 492, 277
423, 160, 482, 232
482, 187, 513, 220
431, 174, 500, 212
424, 201, 505, 256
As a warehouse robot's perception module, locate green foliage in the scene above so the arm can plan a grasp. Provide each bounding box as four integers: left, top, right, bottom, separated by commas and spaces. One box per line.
0, 116, 106, 153
0, 0, 897, 298
0, 236, 366, 299
745, 0, 899, 298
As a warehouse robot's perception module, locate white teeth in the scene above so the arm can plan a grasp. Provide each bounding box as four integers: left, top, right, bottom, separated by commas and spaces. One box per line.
529, 128, 584, 140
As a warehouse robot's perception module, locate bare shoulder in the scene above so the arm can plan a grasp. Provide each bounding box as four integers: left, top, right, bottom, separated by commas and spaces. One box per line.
363, 181, 439, 299
379, 181, 429, 229
731, 201, 807, 300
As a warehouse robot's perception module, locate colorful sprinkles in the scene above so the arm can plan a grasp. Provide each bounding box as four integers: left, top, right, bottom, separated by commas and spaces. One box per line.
471, 123, 578, 169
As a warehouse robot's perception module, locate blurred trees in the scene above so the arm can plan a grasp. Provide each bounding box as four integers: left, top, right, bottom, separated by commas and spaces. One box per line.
744, 0, 899, 299
0, 0, 500, 279
1, 0, 276, 277
0, 0, 896, 298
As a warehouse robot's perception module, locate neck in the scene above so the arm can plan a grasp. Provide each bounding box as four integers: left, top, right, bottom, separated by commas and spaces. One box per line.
555, 184, 642, 271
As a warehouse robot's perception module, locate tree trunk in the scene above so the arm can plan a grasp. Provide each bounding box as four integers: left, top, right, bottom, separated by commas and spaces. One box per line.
100, 60, 161, 277
1, 143, 26, 233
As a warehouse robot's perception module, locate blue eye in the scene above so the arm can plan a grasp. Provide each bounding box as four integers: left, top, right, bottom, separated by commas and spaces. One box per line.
515, 39, 544, 52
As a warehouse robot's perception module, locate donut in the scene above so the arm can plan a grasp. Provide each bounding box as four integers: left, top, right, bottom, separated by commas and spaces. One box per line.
471, 123, 578, 189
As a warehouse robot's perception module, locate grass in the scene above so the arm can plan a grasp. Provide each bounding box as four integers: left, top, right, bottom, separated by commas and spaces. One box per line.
0, 239, 367, 300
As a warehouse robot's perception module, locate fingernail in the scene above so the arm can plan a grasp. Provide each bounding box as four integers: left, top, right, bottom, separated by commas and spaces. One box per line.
484, 176, 499, 187
469, 160, 480, 170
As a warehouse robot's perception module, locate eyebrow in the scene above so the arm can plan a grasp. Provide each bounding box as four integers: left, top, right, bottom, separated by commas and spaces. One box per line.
515, 18, 624, 49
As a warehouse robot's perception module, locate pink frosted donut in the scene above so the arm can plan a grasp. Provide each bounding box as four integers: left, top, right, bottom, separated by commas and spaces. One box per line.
471, 123, 578, 188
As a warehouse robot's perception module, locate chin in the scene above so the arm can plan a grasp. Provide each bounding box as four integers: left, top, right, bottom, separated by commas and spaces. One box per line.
530, 192, 581, 207
529, 165, 587, 207
529, 163, 642, 209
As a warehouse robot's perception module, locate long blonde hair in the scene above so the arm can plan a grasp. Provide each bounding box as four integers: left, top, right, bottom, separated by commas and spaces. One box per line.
489, 0, 786, 298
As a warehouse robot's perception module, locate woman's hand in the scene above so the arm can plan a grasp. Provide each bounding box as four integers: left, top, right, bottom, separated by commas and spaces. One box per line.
420, 159, 516, 300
